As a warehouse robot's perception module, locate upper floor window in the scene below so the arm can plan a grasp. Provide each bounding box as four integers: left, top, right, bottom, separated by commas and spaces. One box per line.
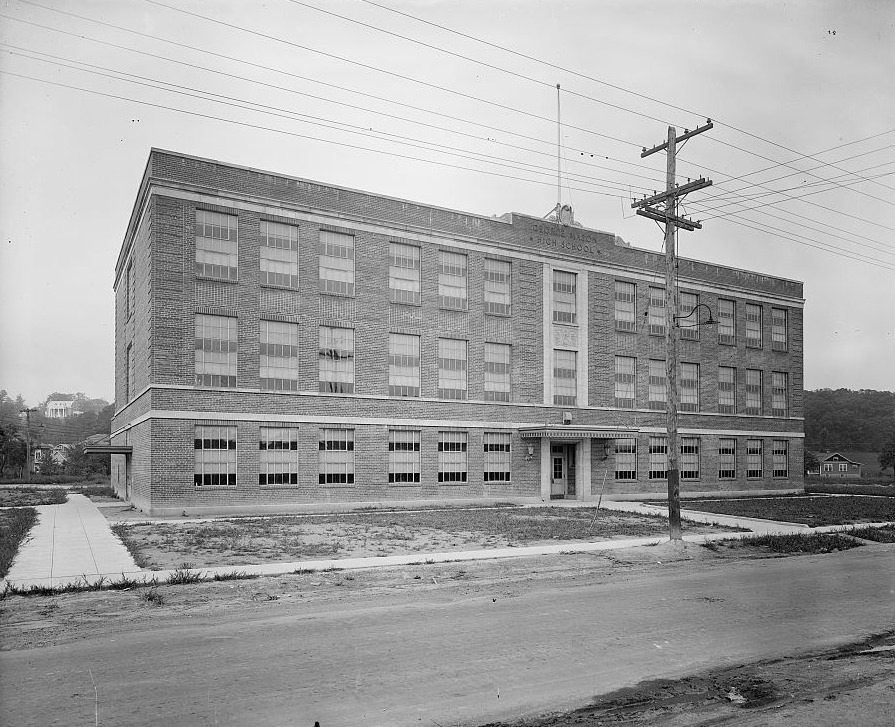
679, 362, 700, 412
260, 221, 299, 289
125, 344, 134, 403
483, 432, 511, 483
389, 242, 420, 305
125, 260, 134, 319
745, 368, 762, 415
438, 250, 467, 310
745, 303, 762, 348
718, 299, 736, 345
484, 342, 511, 402
648, 286, 665, 336
319, 230, 355, 296
719, 366, 736, 414
194, 425, 236, 487
195, 314, 237, 388
260, 320, 298, 391
614, 281, 636, 332
771, 308, 788, 351
552, 270, 577, 324
437, 338, 467, 400
771, 371, 788, 417
195, 210, 238, 281
614, 356, 636, 408
389, 333, 420, 398
678, 291, 699, 341
318, 326, 354, 393
484, 258, 511, 315
259, 427, 299, 486
388, 430, 420, 484
648, 359, 666, 410
553, 349, 577, 406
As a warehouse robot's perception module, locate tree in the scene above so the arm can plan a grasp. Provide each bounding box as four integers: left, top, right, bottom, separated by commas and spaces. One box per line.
0, 423, 26, 477
880, 437, 895, 479
804, 450, 820, 475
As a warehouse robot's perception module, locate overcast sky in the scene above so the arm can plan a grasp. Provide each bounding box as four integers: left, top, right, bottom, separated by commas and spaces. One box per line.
1, 0, 893, 406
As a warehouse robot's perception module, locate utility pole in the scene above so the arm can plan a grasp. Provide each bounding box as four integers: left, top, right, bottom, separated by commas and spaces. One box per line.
632, 120, 713, 540
19, 407, 38, 483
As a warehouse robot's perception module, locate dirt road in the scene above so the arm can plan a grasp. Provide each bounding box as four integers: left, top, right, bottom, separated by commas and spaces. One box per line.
1, 544, 893, 726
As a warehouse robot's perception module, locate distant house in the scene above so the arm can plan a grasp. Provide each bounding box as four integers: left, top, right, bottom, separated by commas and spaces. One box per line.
33, 444, 73, 472
817, 452, 864, 479
45, 400, 75, 418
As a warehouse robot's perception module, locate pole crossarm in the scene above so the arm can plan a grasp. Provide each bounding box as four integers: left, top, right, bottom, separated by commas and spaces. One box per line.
635, 207, 702, 231
641, 119, 714, 158
631, 178, 712, 209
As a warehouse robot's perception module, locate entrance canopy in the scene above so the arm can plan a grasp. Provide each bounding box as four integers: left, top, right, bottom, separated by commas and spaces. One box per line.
519, 426, 638, 439
83, 445, 133, 455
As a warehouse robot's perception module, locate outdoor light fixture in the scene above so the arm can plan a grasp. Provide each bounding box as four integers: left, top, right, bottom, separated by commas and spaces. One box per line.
525, 444, 535, 461
674, 303, 717, 328
601, 441, 613, 460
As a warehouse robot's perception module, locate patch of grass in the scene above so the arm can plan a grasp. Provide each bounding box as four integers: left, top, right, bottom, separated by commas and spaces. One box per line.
806, 483, 895, 497
141, 586, 166, 606
110, 523, 153, 569
846, 524, 895, 543
211, 570, 258, 581
677, 495, 895, 526
720, 532, 864, 554
0, 507, 38, 578
0, 487, 67, 507
107, 573, 143, 590
69, 484, 117, 500
167, 563, 202, 585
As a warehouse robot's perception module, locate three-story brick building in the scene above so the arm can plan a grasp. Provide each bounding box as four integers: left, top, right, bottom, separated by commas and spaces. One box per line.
109, 149, 804, 515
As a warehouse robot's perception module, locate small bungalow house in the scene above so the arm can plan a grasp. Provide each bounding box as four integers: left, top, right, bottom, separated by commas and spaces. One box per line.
817, 452, 864, 479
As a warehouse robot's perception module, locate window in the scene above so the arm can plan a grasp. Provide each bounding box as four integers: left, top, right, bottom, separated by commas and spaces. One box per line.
195, 210, 238, 281
553, 349, 577, 406
438, 431, 467, 483
648, 436, 667, 479
484, 258, 511, 315
745, 369, 762, 415
745, 303, 762, 348
772, 440, 788, 478
388, 333, 420, 397
483, 432, 511, 482
614, 280, 636, 332
125, 343, 134, 403
746, 439, 763, 478
771, 372, 788, 416
438, 250, 467, 310
388, 430, 420, 484
823, 463, 833, 472
437, 338, 467, 399
771, 308, 788, 351
125, 260, 133, 319
615, 439, 636, 480
679, 362, 699, 412
552, 270, 577, 324
260, 220, 299, 288
195, 314, 237, 388
719, 438, 736, 479
648, 286, 665, 335
678, 291, 699, 340
680, 437, 700, 479
259, 427, 298, 485
318, 428, 354, 484
648, 359, 666, 410
839, 463, 847, 473
718, 299, 735, 345
389, 242, 420, 305
484, 342, 511, 402
614, 356, 636, 408
260, 320, 298, 391
719, 366, 736, 414
194, 425, 236, 486
318, 326, 354, 393
319, 230, 355, 296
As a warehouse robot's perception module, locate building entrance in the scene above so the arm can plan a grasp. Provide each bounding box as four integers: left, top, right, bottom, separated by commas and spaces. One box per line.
550, 443, 576, 498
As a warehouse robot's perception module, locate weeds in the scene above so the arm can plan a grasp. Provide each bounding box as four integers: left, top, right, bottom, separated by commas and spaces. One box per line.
167, 563, 203, 585
0, 488, 67, 507
718, 532, 864, 554
845, 524, 895, 543
110, 524, 153, 569
0, 507, 38, 578
141, 586, 166, 606
212, 570, 258, 581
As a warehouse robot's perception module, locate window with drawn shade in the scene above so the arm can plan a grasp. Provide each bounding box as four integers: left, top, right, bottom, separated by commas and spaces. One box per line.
679, 362, 699, 412
318, 428, 354, 485
389, 242, 420, 305
260, 220, 298, 288
614, 281, 636, 332
648, 359, 666, 410
746, 439, 763, 478
438, 250, 467, 310
438, 431, 467, 483
773, 440, 788, 477
553, 349, 577, 406
614, 439, 636, 480
259, 427, 298, 486
745, 369, 762, 415
194, 425, 236, 487
388, 430, 420, 484
718, 299, 736, 345
552, 270, 577, 324
648, 286, 666, 335
614, 356, 636, 408
719, 438, 736, 479
745, 303, 762, 348
260, 320, 298, 391
484, 258, 511, 315
771, 371, 788, 417
678, 292, 699, 340
437, 338, 467, 400
719, 366, 736, 414
648, 436, 667, 479
680, 437, 700, 479
318, 326, 354, 393
483, 432, 511, 482
484, 342, 511, 402
318, 230, 355, 296
771, 308, 788, 351
195, 210, 238, 281
388, 333, 420, 398
195, 314, 237, 388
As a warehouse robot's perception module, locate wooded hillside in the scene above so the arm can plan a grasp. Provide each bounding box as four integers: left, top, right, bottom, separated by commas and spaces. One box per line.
804, 389, 895, 452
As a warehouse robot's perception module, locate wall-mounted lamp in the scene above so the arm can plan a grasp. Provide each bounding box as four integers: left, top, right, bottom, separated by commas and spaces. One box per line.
674, 303, 717, 328
525, 444, 535, 461
601, 441, 614, 460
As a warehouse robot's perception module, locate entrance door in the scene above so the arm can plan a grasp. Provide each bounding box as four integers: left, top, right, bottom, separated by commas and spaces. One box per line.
551, 445, 567, 498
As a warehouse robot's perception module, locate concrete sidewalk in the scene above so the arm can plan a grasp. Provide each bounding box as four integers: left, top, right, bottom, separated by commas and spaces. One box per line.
4, 494, 139, 588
